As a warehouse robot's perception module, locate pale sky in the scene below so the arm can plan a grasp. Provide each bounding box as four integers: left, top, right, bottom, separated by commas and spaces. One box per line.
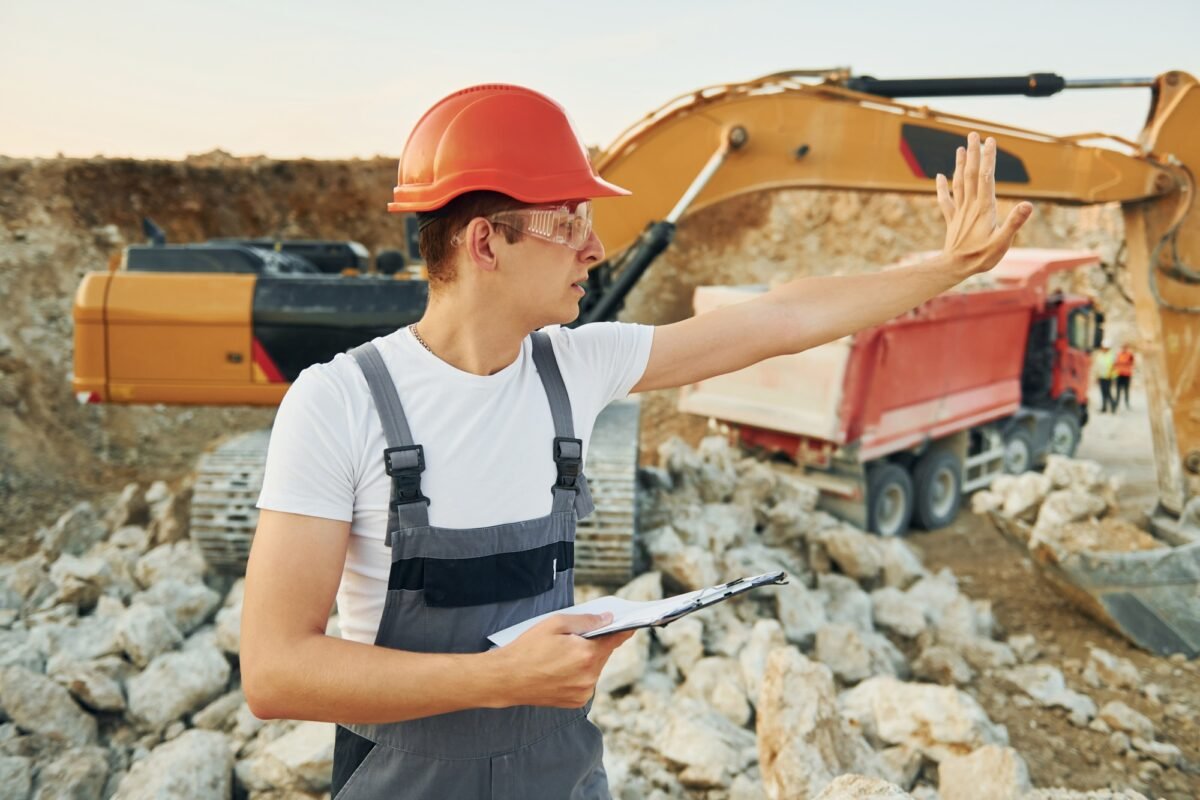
1, 0, 1197, 160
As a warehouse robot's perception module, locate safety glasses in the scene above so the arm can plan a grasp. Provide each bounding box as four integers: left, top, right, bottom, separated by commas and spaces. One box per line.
452, 200, 594, 251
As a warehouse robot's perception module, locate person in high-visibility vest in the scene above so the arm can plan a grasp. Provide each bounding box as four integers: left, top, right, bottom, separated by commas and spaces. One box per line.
1092, 341, 1116, 413
1114, 343, 1136, 411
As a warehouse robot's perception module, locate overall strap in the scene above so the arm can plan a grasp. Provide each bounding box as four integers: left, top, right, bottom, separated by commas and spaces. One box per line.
530, 332, 594, 517
350, 343, 430, 539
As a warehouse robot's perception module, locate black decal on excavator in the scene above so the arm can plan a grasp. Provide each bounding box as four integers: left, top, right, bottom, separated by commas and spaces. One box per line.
252, 276, 428, 381
900, 124, 1030, 183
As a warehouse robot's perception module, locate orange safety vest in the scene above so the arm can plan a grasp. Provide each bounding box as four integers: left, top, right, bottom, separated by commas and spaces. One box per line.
1114, 350, 1135, 378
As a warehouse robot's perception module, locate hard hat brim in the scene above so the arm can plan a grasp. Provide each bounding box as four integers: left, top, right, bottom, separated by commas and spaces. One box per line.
388, 170, 630, 214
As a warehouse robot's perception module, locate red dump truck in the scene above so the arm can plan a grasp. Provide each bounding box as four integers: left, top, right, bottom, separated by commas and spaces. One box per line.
679, 249, 1102, 537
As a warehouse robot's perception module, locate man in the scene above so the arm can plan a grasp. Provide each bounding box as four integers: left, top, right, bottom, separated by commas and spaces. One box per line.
1114, 343, 1135, 410
240, 84, 1031, 799
1093, 341, 1117, 413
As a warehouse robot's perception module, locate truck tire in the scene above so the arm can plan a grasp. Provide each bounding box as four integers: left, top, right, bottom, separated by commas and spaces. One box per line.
1048, 411, 1081, 459
867, 462, 914, 538
1003, 428, 1035, 474
912, 449, 963, 531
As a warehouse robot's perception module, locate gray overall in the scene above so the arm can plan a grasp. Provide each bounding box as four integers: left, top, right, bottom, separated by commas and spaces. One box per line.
330, 332, 610, 799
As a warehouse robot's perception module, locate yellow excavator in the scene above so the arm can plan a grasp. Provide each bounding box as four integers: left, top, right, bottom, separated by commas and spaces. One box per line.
74, 69, 1200, 653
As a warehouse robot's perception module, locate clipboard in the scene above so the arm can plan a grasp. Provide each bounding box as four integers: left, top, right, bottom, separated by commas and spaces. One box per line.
486, 571, 788, 648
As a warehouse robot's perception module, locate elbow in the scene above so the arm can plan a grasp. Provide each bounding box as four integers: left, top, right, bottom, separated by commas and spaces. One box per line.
240, 649, 288, 720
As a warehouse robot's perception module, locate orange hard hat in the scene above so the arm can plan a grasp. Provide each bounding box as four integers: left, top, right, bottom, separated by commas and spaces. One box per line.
388, 84, 630, 213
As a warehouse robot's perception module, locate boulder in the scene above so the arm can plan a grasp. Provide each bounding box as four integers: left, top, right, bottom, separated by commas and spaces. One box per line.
813, 774, 913, 798
36, 503, 107, 560
757, 647, 883, 800
656, 616, 704, 677
819, 573, 874, 633
815, 624, 908, 684
839, 676, 1007, 762
30, 746, 109, 800
871, 588, 927, 638
739, 619, 787, 703
0, 756, 32, 799
999, 665, 1096, 725
112, 729, 233, 800
774, 581, 828, 647
642, 526, 719, 591
912, 645, 974, 686
654, 698, 755, 789
678, 656, 751, 726
132, 542, 207, 589
1097, 701, 1154, 740
0, 666, 97, 746
1083, 647, 1140, 690
51, 661, 126, 712
937, 744, 1031, 800
132, 579, 221, 635
238, 720, 334, 793
126, 644, 231, 731
116, 603, 183, 668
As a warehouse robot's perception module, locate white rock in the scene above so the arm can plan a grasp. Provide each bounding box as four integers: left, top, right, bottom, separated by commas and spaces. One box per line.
815, 526, 885, 582
51, 661, 126, 712
740, 619, 787, 703
1043, 456, 1107, 492
112, 729, 233, 799
132, 542, 207, 589
1097, 700, 1154, 740
104, 483, 149, 531
656, 616, 704, 677
655, 698, 754, 783
241, 720, 334, 793
191, 688, 245, 732
1083, 647, 1140, 690
813, 774, 913, 798
1130, 736, 1181, 767
815, 623, 907, 684
871, 587, 927, 638
762, 499, 816, 546
215, 604, 241, 655
1030, 490, 1108, 547
1007, 633, 1040, 663
37, 502, 107, 559
0, 756, 32, 799
679, 657, 751, 726
0, 629, 45, 672
839, 676, 1008, 762
757, 647, 883, 800
819, 573, 874, 633
999, 472, 1052, 522
126, 644, 231, 731
937, 744, 1030, 800
597, 629, 649, 695
643, 526, 719, 591
999, 665, 1096, 724
48, 554, 114, 610
774, 582, 827, 649
674, 503, 755, 553
132, 579, 221, 635
912, 646, 974, 686
879, 539, 928, 589
31, 746, 109, 800
116, 603, 183, 668
0, 665, 97, 746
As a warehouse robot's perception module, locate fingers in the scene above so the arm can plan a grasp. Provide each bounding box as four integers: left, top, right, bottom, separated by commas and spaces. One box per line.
951, 146, 965, 207
977, 136, 997, 206
544, 612, 613, 635
963, 132, 980, 204
935, 173, 954, 223
995, 201, 1034, 244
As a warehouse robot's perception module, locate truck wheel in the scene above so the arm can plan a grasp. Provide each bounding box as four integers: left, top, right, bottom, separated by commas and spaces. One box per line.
913, 449, 963, 531
867, 463, 914, 538
1048, 412, 1081, 458
1003, 428, 1035, 474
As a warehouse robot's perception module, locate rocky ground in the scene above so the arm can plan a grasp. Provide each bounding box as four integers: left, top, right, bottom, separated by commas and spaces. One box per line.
1, 435, 1194, 799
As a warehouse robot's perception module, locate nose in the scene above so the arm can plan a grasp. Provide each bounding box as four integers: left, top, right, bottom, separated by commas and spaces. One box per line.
578, 229, 604, 265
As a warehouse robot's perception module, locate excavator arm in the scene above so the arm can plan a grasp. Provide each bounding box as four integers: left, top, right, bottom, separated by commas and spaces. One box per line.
584, 69, 1200, 520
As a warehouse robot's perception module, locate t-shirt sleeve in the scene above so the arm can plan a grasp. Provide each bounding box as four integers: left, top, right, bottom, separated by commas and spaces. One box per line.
255, 366, 356, 522
550, 321, 655, 408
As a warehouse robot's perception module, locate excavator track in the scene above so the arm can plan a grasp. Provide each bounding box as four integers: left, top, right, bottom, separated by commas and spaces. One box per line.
188, 401, 642, 583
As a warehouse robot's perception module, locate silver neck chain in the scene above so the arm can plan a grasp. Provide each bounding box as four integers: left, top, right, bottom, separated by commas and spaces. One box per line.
408, 323, 433, 353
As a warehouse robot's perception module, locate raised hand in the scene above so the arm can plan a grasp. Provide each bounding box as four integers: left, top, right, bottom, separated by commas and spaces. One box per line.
935, 131, 1034, 277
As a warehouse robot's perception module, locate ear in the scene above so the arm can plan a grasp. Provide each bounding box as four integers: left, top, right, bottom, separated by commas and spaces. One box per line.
464, 217, 501, 274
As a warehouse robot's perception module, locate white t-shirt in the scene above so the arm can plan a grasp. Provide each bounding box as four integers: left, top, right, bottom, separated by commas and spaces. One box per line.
256, 322, 655, 645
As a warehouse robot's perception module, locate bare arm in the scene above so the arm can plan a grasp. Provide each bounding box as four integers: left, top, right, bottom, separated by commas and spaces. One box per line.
240, 510, 633, 723
631, 132, 1034, 394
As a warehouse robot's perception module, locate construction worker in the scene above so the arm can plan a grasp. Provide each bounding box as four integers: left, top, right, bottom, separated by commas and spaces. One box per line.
1114, 343, 1136, 410
238, 84, 1033, 799
1093, 340, 1117, 413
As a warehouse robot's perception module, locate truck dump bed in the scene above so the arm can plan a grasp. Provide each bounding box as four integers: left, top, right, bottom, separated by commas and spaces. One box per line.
678, 249, 1099, 461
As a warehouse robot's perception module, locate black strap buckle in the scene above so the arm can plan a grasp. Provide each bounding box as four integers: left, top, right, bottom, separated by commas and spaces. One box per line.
383, 445, 429, 507
553, 437, 583, 491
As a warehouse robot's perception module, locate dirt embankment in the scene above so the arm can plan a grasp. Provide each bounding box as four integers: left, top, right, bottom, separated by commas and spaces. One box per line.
0, 154, 1127, 555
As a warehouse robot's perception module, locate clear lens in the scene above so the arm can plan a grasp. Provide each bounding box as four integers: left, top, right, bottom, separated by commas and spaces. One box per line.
489, 201, 593, 250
